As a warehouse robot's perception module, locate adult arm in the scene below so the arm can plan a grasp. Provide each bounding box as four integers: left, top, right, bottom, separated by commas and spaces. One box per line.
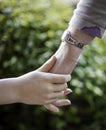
51, 0, 106, 74
45, 0, 106, 111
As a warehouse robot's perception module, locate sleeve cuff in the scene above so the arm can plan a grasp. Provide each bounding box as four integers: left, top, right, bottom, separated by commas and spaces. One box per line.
69, 14, 105, 38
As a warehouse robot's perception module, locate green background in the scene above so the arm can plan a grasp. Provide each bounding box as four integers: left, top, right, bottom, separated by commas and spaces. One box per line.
0, 0, 106, 130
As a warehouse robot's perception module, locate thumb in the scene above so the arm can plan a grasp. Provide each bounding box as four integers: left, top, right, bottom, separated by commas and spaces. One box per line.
37, 56, 56, 72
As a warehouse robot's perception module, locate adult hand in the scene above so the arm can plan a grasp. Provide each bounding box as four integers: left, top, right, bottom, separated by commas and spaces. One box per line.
44, 28, 93, 112
43, 42, 82, 112
38, 56, 72, 112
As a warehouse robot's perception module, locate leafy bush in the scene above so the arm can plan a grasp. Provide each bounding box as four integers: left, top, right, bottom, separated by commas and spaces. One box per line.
0, 0, 106, 130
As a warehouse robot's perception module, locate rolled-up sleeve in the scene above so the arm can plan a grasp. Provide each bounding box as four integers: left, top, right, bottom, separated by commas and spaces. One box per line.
69, 0, 106, 38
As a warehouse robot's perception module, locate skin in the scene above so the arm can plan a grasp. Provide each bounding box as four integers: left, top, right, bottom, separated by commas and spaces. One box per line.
0, 56, 72, 109
0, 29, 94, 113
45, 28, 94, 112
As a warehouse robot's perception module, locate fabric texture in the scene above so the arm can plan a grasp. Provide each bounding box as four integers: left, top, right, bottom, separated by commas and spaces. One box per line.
69, 0, 106, 38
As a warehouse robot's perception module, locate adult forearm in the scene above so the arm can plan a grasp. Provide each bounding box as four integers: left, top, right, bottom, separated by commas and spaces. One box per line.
51, 0, 106, 74
51, 28, 94, 74
45, 0, 106, 111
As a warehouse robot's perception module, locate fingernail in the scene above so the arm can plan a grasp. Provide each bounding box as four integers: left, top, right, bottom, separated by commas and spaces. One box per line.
67, 75, 71, 81
66, 101, 71, 105
52, 108, 59, 113
63, 100, 71, 105
50, 105, 59, 113
64, 89, 73, 95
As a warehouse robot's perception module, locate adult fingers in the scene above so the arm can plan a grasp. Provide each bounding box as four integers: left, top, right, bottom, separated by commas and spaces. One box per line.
38, 56, 56, 72
53, 99, 71, 106
44, 104, 59, 113
44, 99, 71, 112
63, 88, 73, 95
45, 88, 72, 104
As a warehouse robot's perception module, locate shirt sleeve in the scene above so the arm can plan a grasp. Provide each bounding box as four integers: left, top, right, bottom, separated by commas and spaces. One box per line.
69, 0, 106, 38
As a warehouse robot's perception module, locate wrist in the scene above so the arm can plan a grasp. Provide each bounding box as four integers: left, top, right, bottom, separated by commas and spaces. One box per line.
9, 77, 21, 103
54, 42, 82, 74
55, 41, 82, 61
68, 27, 94, 44
14, 76, 26, 103
0, 78, 20, 104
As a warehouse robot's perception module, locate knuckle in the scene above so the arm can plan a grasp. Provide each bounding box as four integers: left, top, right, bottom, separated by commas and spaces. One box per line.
61, 83, 67, 91
60, 92, 64, 97
43, 100, 48, 105
61, 77, 66, 83
46, 85, 52, 92
58, 92, 64, 98
48, 85, 53, 92
44, 76, 49, 82
52, 77, 56, 82
45, 93, 51, 99
61, 91, 64, 96
64, 83, 68, 89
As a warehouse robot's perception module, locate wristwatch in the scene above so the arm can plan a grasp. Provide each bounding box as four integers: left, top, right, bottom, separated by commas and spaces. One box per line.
61, 30, 86, 49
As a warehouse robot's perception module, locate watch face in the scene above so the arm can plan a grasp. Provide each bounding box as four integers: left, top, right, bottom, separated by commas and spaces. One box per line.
77, 42, 84, 48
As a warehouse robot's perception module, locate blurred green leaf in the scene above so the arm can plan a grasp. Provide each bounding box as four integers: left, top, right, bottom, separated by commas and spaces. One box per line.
0, 0, 106, 130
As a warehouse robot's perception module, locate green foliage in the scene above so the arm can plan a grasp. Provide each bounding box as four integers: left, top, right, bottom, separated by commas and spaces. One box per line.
0, 0, 106, 130
0, 0, 72, 77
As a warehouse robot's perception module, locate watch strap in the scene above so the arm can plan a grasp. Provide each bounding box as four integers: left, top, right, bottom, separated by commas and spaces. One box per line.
61, 30, 86, 49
